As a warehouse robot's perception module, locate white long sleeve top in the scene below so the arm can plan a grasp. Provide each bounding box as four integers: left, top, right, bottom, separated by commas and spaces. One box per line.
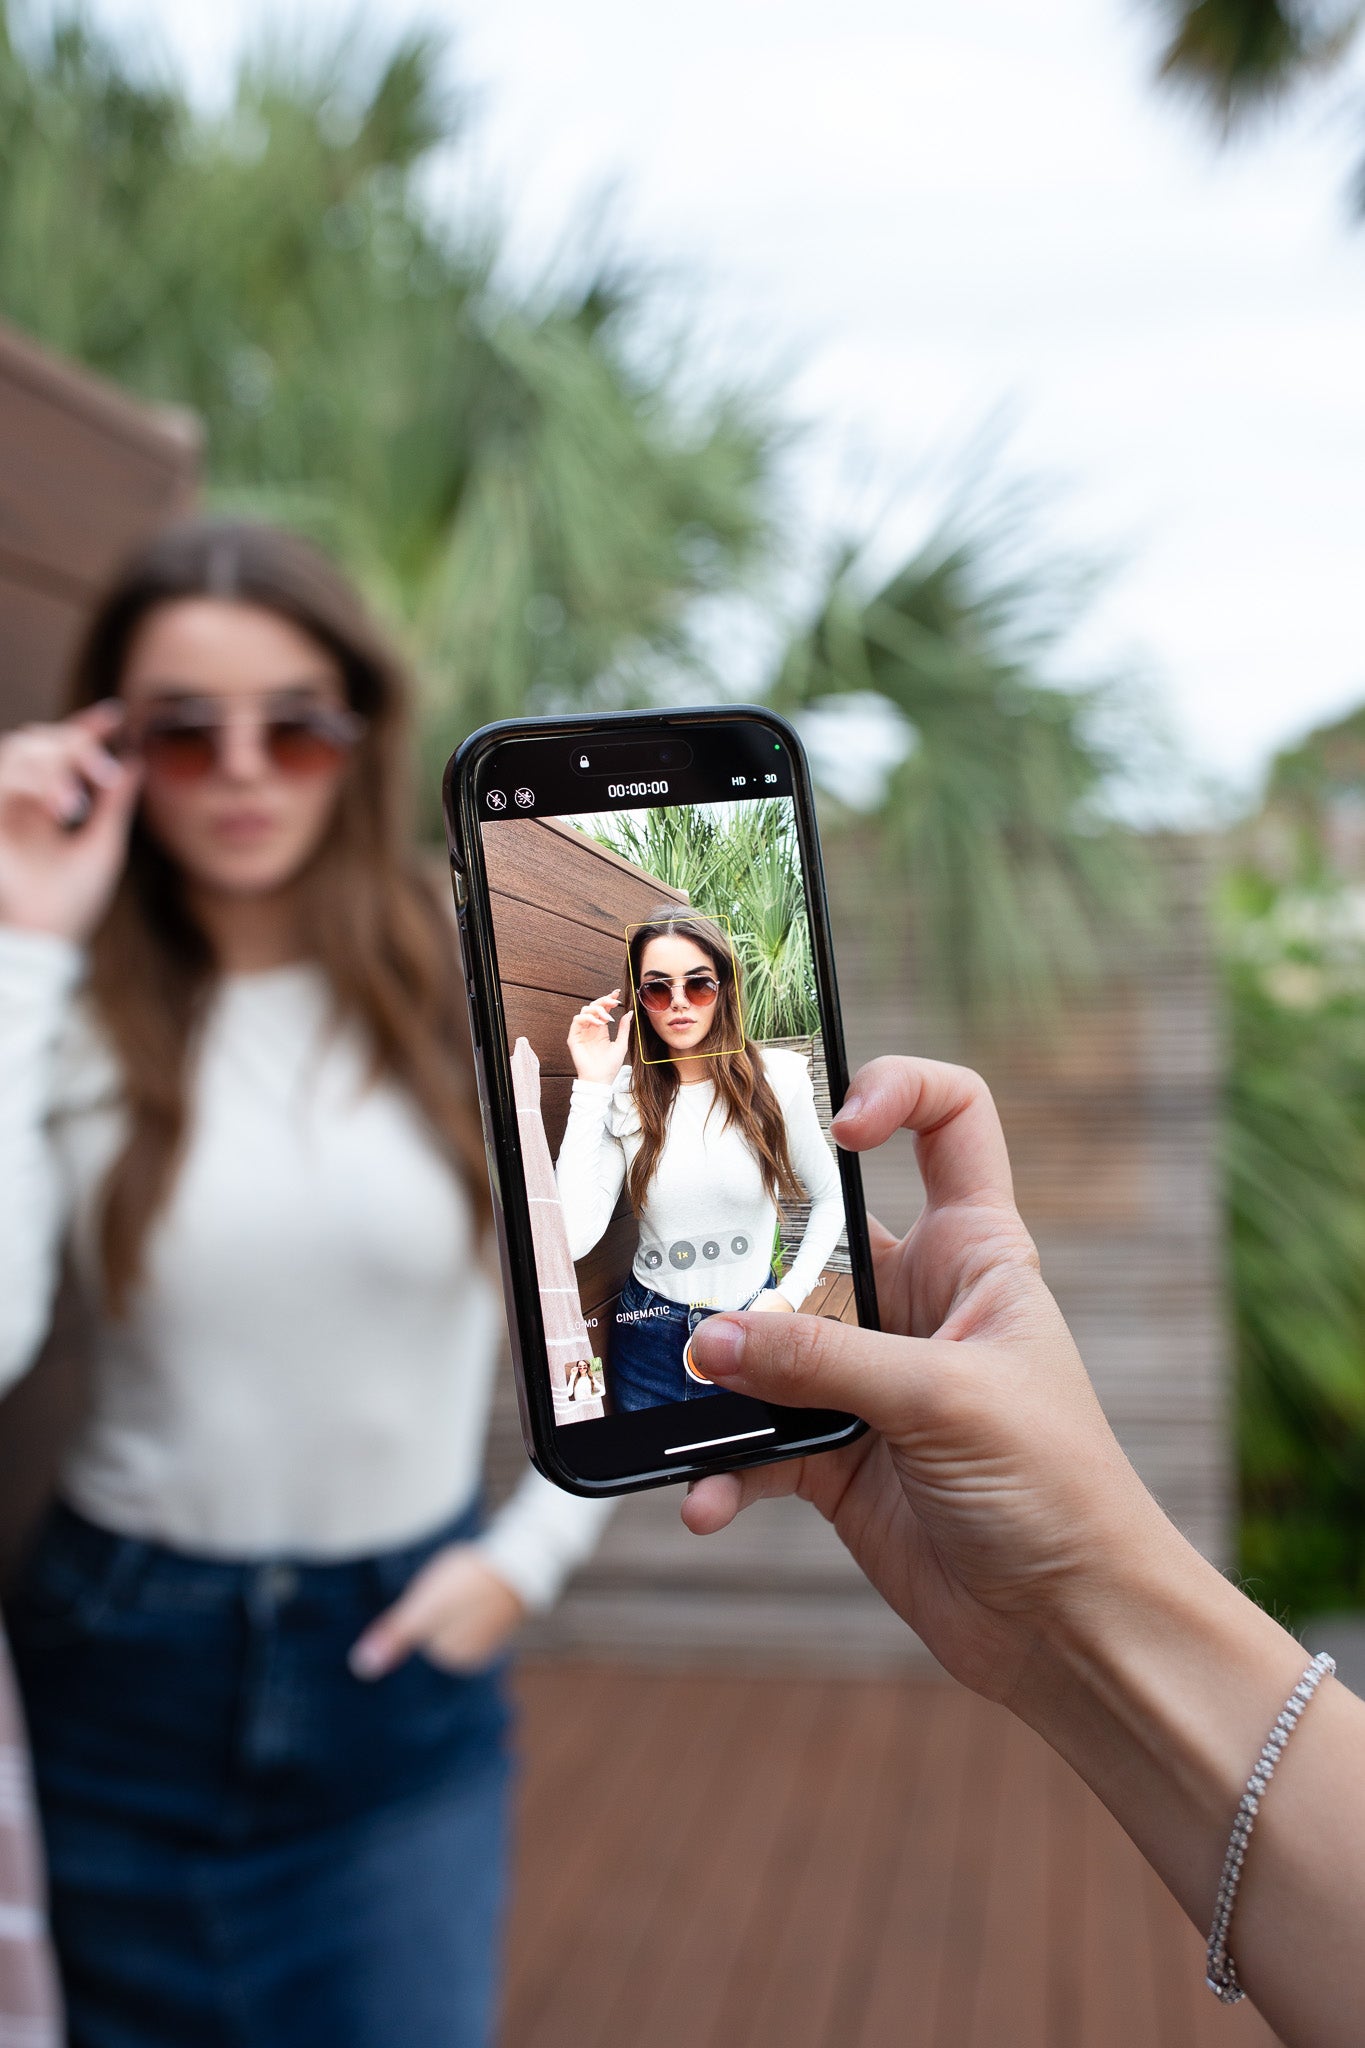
0, 926, 610, 1608
554, 1048, 845, 1311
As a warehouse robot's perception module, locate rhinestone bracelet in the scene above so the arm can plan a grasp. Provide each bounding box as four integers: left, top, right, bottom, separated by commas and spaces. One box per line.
1205, 1649, 1336, 2003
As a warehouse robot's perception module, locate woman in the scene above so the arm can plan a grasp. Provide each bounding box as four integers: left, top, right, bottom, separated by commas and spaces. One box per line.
0, 520, 609, 2048
554, 908, 844, 1410
683, 1055, 1365, 2048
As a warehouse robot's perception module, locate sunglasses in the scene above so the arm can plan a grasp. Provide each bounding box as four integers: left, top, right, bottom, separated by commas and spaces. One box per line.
115, 703, 366, 782
636, 972, 721, 1014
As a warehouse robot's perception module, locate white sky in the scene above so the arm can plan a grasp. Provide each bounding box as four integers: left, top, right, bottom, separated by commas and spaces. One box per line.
79, 0, 1365, 796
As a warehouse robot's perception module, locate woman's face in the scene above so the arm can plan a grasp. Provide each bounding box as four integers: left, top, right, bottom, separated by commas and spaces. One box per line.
637, 935, 723, 1055
119, 599, 353, 900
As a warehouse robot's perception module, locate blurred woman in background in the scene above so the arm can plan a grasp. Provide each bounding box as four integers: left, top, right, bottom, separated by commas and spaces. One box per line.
0, 520, 609, 2048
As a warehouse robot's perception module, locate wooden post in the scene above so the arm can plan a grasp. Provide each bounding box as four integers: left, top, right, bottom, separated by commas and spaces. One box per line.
511, 1037, 606, 1425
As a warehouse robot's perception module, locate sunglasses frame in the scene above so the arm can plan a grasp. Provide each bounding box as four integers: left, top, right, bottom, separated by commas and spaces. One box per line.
635, 972, 722, 1014
114, 701, 367, 780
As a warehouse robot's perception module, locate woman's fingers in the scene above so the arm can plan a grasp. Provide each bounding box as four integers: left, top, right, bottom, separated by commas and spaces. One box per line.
573, 991, 622, 1033
831, 1055, 1015, 1213
0, 759, 80, 822
1, 721, 126, 825
69, 699, 124, 736
614, 1008, 633, 1047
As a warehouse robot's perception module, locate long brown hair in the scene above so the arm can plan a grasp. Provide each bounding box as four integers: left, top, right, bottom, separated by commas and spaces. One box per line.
67, 517, 489, 1315
624, 909, 802, 1216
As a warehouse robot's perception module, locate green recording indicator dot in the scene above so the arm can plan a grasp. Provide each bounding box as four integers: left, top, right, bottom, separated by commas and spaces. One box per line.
774, 741, 781, 751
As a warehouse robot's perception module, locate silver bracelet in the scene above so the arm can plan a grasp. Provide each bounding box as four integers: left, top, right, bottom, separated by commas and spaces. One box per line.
1205, 1649, 1336, 2003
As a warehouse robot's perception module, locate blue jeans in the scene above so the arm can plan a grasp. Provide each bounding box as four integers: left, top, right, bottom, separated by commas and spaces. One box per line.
5, 1500, 512, 2048
609, 1271, 778, 1411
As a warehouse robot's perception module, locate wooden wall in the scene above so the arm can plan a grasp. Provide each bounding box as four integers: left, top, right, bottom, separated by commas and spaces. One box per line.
0, 324, 200, 1571
0, 321, 200, 730
504, 831, 1233, 1670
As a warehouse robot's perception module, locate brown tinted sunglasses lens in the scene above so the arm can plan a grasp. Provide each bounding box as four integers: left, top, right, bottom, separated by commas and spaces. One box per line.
137, 713, 360, 780
265, 716, 354, 774
638, 975, 720, 1013
138, 726, 218, 780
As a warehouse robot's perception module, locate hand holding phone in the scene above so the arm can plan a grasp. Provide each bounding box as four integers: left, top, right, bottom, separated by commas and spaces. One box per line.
443, 707, 879, 1496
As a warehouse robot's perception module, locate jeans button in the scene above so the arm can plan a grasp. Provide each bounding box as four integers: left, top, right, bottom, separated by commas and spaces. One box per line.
258, 1563, 299, 1605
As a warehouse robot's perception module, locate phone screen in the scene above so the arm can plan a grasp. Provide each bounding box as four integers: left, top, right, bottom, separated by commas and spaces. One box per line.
469, 716, 871, 1483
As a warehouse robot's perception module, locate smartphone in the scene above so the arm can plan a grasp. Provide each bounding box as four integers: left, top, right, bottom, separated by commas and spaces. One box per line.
442, 706, 877, 1496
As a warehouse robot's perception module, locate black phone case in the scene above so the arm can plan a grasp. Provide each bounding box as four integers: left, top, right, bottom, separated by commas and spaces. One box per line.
442, 705, 875, 1496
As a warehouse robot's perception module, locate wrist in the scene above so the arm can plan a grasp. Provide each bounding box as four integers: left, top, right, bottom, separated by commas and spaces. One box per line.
1010, 1504, 1307, 1922
0, 907, 88, 944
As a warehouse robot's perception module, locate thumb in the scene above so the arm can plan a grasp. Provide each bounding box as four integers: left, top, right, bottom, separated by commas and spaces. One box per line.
687, 1309, 947, 1438
615, 1009, 633, 1046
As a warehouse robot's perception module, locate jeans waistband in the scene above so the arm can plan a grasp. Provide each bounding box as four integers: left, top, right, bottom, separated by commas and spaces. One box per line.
620, 1272, 776, 1325
32, 1496, 483, 1619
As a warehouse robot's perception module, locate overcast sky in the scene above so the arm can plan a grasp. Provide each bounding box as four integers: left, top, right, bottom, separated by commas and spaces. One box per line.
81, 0, 1365, 795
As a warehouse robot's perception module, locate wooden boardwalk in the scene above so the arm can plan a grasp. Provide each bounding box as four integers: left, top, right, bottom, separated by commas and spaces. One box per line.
503, 1663, 1282, 2048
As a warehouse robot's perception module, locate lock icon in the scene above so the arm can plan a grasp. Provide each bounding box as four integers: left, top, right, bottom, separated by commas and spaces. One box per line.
577, 754, 589, 769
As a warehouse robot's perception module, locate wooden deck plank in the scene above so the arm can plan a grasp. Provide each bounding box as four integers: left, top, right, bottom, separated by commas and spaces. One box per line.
927, 1692, 1013, 2048
1079, 1775, 1169, 2045
1044, 1743, 1091, 2047
962, 1710, 1054, 2048
502, 1669, 696, 2041
725, 1681, 905, 2048
513, 1672, 750, 2048
602, 1677, 826, 2048
848, 1681, 981, 2048
503, 1666, 1287, 2048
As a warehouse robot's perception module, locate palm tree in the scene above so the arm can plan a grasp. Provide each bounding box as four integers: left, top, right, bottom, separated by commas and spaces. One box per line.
0, 2, 1153, 1014
581, 802, 819, 1041
772, 519, 1153, 1012
1141, 0, 1365, 207
0, 4, 774, 762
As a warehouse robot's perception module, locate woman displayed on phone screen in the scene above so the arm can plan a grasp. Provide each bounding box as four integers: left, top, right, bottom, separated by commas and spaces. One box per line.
555, 909, 844, 1411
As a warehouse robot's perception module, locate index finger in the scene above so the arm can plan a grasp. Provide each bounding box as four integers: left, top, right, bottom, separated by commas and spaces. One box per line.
830, 1055, 1014, 1212
68, 700, 125, 737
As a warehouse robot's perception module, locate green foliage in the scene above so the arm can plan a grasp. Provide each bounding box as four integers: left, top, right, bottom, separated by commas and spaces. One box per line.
1148, 0, 1355, 113
774, 522, 1154, 1013
582, 802, 818, 1041
1141, 0, 1365, 208
1224, 871, 1365, 1618
1223, 701, 1365, 1620
0, 3, 774, 758
0, 1, 1150, 1012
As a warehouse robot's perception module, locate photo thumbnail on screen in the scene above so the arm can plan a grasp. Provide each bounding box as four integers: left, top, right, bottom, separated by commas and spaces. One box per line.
480, 792, 863, 1430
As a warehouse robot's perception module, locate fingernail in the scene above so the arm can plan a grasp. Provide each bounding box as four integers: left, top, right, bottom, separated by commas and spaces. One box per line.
348, 1637, 387, 1680
831, 1093, 865, 1128
691, 1317, 744, 1377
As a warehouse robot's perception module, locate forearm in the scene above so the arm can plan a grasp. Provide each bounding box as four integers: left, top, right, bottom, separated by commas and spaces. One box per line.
0, 926, 81, 1388
1012, 1512, 1365, 2047
476, 1467, 615, 1611
553, 1081, 624, 1259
